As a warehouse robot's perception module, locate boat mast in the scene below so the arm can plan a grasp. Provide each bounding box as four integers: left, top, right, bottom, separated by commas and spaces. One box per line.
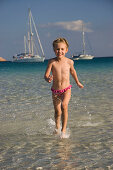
28, 32, 31, 54
24, 36, 26, 54
29, 9, 34, 55
82, 23, 86, 55
30, 11, 45, 57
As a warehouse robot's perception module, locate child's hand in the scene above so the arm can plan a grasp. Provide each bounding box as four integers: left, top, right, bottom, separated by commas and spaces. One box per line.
48, 75, 53, 83
77, 82, 84, 88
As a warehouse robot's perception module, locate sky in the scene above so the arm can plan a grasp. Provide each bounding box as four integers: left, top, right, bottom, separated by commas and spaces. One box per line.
0, 0, 113, 60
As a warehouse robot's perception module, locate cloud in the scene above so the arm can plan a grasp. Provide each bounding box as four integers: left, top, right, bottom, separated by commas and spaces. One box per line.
41, 20, 93, 32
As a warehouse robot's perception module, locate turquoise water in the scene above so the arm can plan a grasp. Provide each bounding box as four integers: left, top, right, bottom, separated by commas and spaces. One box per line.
0, 57, 113, 169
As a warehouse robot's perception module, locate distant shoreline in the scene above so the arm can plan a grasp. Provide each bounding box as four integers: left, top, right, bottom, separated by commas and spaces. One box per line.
0, 57, 7, 61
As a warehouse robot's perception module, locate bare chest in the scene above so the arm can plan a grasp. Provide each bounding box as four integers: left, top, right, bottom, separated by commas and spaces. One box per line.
52, 62, 70, 75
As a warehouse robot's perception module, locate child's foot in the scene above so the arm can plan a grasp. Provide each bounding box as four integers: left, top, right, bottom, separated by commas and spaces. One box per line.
60, 132, 70, 139
53, 128, 61, 135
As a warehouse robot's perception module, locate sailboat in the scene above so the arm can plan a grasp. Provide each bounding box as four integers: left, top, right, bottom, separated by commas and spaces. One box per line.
72, 24, 94, 60
13, 9, 45, 62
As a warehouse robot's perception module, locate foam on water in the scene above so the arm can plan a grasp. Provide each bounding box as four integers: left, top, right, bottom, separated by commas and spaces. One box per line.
77, 121, 103, 127
47, 118, 55, 126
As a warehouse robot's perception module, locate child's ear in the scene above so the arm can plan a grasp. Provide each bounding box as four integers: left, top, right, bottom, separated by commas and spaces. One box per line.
66, 48, 68, 53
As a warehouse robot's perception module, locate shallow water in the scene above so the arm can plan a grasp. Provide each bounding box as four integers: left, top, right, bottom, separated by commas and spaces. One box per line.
0, 58, 113, 169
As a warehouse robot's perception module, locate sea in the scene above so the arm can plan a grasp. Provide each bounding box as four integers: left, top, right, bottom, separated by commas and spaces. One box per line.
0, 57, 113, 170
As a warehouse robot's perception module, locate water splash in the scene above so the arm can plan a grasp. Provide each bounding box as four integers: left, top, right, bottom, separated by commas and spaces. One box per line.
47, 118, 70, 138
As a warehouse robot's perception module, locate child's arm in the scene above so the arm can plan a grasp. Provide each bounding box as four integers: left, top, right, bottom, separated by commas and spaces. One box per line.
70, 60, 84, 88
44, 60, 53, 83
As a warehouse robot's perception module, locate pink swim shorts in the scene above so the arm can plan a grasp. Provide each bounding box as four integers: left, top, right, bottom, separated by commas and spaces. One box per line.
51, 85, 72, 95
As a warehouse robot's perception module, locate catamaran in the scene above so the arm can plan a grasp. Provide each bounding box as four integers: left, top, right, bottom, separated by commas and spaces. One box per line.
13, 9, 45, 62
72, 24, 94, 60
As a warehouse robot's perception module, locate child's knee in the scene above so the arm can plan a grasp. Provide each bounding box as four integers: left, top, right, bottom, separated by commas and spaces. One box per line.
55, 110, 61, 117
62, 102, 68, 110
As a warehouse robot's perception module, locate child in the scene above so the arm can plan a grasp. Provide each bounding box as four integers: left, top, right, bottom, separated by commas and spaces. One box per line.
44, 38, 84, 138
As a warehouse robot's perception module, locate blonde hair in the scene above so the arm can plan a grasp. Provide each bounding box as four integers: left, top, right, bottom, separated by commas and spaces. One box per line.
53, 37, 69, 49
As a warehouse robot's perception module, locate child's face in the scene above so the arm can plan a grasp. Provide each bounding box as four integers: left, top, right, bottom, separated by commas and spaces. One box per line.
54, 42, 68, 58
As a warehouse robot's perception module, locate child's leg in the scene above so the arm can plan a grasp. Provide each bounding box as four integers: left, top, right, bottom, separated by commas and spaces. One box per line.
61, 89, 71, 133
52, 94, 62, 131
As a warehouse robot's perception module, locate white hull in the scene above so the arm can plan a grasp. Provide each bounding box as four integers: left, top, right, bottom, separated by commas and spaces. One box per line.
73, 54, 94, 60
13, 55, 45, 62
